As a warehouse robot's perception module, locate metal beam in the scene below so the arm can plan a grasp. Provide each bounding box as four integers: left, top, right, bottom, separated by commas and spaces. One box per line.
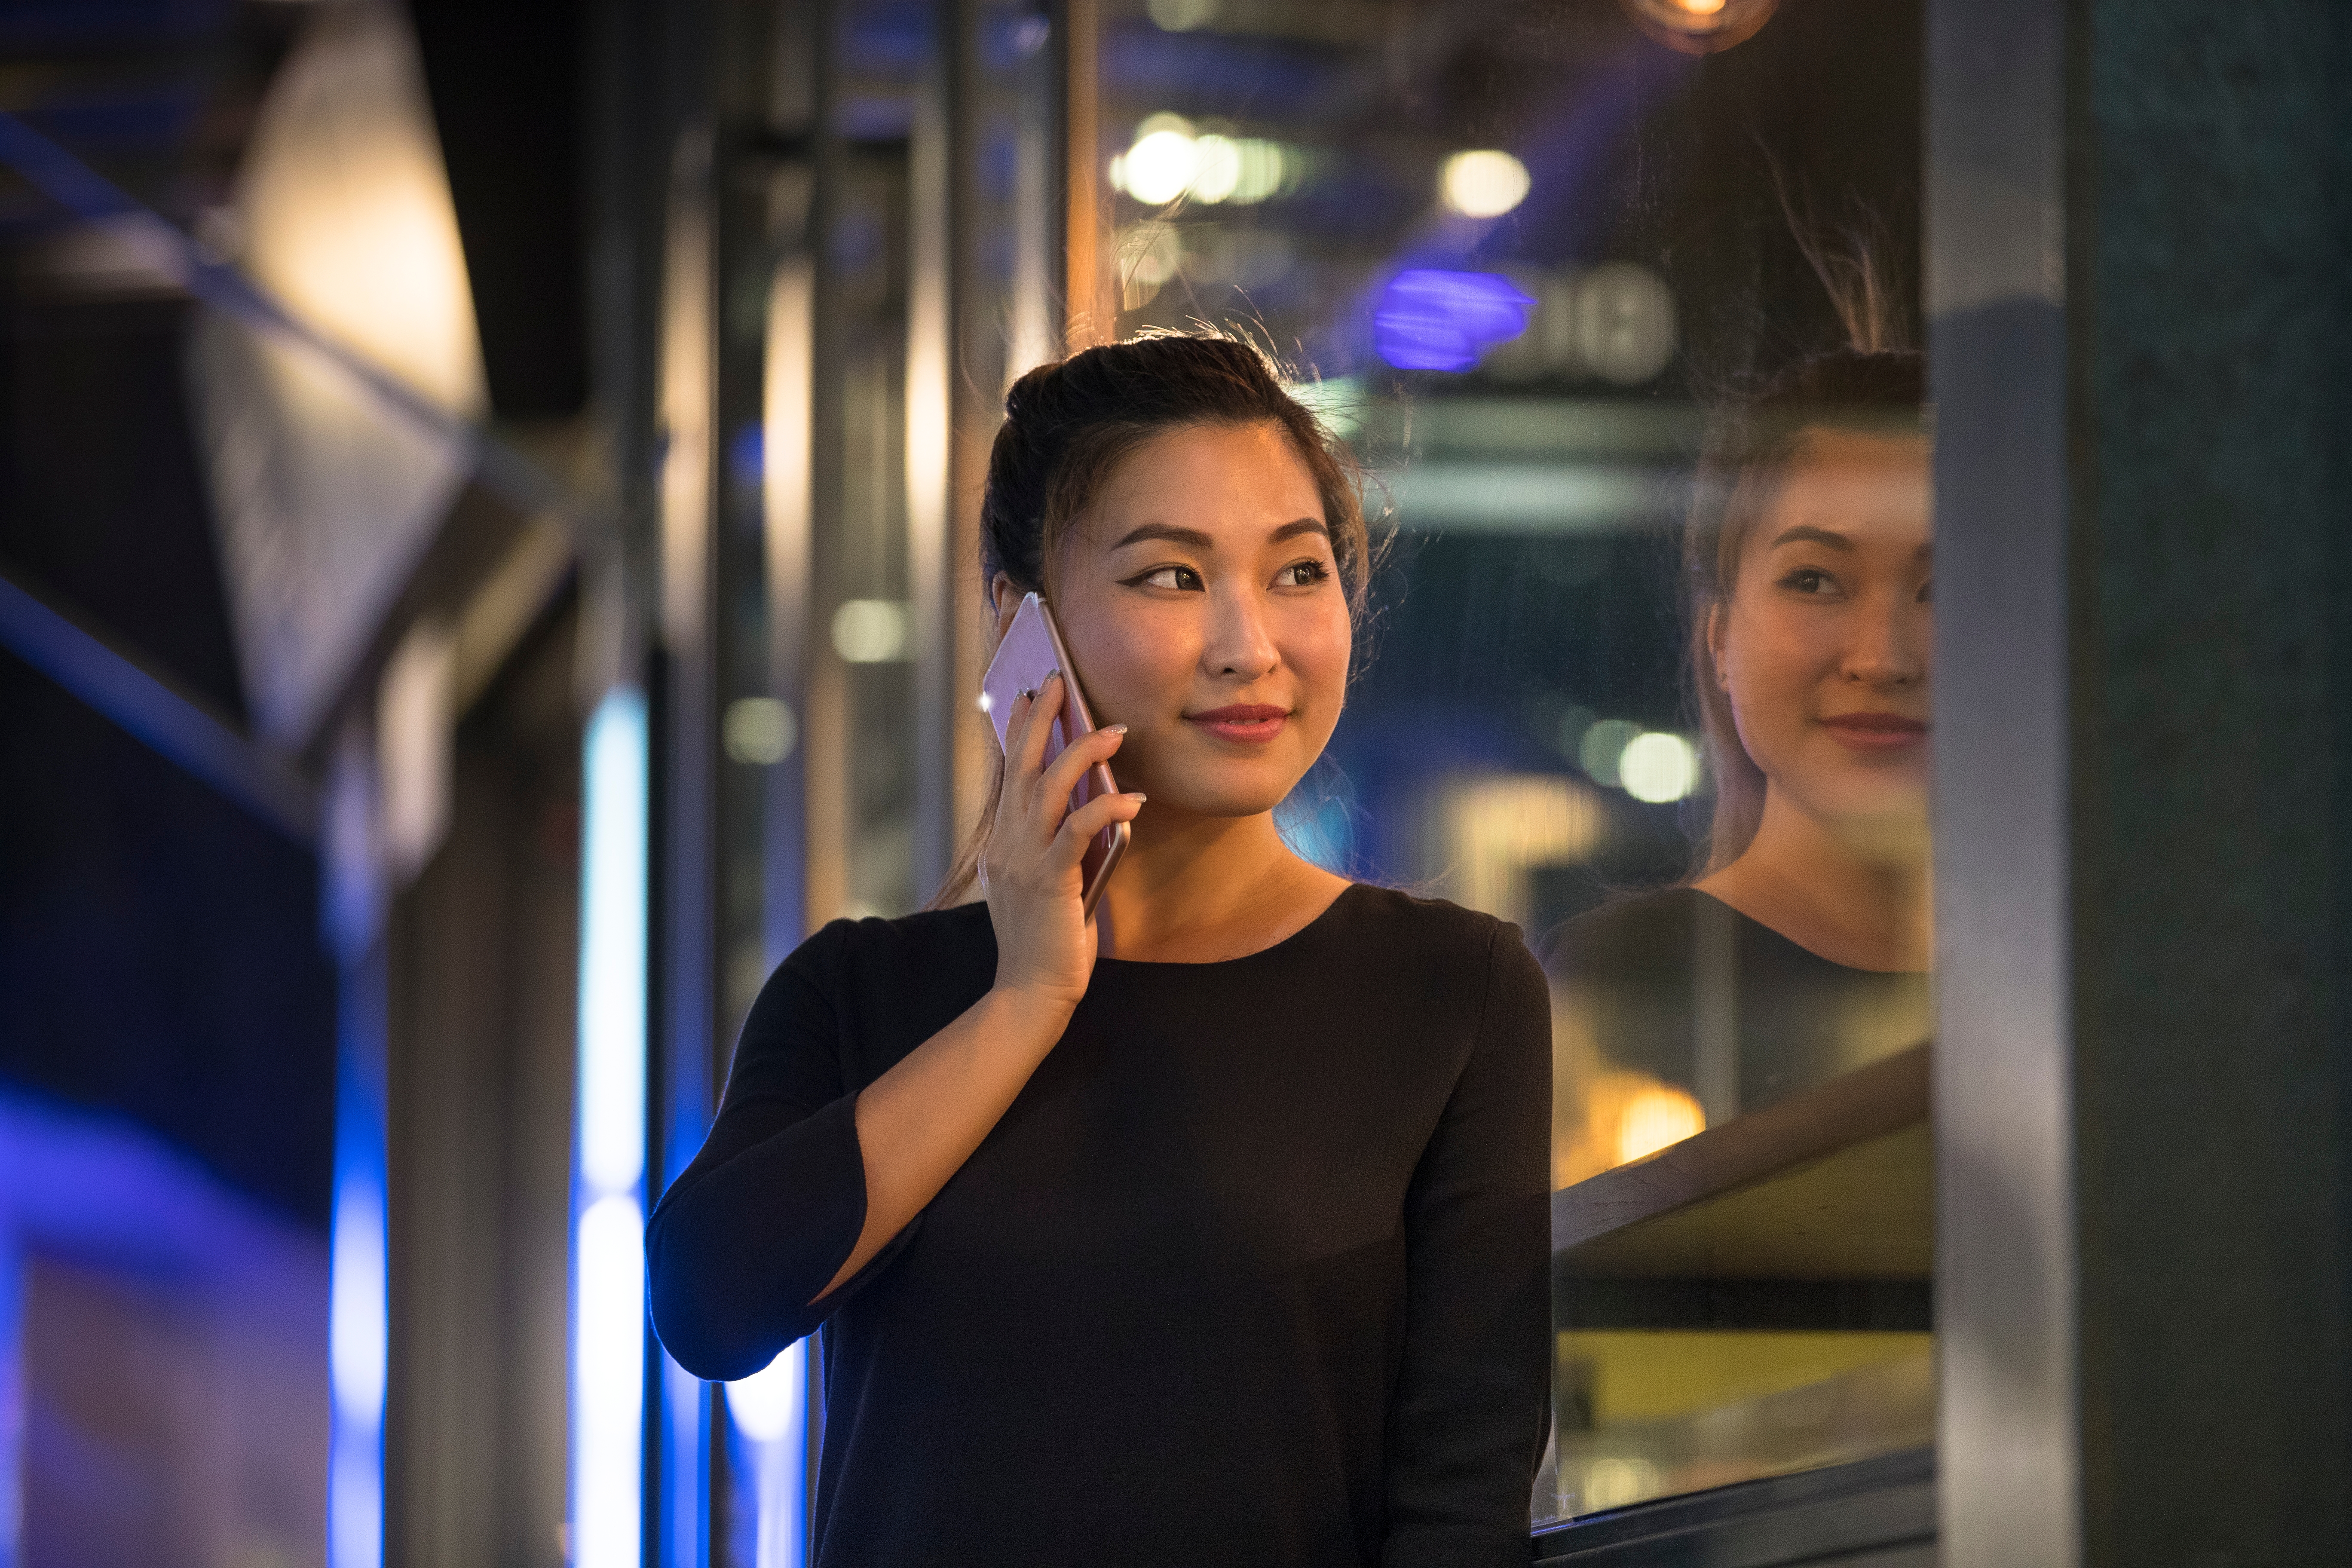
1928, 0, 2076, 1562
0, 568, 316, 841
0, 110, 596, 536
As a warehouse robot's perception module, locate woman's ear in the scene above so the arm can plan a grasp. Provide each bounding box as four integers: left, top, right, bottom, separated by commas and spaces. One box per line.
988, 572, 1021, 651
1706, 601, 1731, 691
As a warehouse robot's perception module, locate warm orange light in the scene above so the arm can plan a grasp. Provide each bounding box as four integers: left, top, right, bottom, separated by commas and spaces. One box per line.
1621, 0, 1776, 53
1614, 1086, 1706, 1166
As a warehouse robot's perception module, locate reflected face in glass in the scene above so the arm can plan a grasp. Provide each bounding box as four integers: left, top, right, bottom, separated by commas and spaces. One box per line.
1709, 429, 1932, 830
1049, 421, 1351, 821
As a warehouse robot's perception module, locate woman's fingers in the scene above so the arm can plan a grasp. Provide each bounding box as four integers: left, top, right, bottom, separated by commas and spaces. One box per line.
1052, 788, 1146, 865
1010, 671, 1062, 787
1033, 719, 1127, 818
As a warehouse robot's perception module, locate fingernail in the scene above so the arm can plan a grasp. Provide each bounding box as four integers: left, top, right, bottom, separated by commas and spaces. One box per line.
1126, 791, 1148, 802
1103, 723, 1128, 735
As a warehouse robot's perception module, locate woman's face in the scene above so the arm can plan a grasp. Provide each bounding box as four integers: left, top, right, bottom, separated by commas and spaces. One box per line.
1024, 420, 1351, 822
1709, 428, 1933, 833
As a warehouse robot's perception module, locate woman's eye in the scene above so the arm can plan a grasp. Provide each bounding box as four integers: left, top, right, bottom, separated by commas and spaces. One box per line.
1277, 560, 1331, 589
1137, 565, 1203, 591
1778, 567, 1835, 595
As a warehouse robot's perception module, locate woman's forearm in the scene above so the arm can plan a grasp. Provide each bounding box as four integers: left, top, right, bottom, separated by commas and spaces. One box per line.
818, 983, 1075, 1298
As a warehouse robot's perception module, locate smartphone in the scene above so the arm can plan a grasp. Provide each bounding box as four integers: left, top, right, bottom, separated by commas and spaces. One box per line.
980, 592, 1130, 920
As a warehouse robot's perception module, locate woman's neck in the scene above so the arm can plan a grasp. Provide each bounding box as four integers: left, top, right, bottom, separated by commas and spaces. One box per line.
1696, 791, 1932, 972
1093, 807, 1349, 963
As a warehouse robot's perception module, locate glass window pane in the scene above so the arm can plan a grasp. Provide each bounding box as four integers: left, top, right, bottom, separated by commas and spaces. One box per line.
1095, 0, 1932, 1525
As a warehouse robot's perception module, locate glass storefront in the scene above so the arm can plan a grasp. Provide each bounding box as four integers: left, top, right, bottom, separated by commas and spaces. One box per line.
1086, 0, 1935, 1528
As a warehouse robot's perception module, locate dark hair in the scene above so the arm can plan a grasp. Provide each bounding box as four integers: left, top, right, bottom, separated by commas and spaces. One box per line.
979, 332, 1373, 611
1683, 349, 1927, 873
932, 330, 1373, 906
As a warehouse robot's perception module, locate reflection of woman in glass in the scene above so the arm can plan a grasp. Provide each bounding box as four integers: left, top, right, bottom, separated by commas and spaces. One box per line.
1547, 337, 1932, 1178
650, 335, 1551, 1567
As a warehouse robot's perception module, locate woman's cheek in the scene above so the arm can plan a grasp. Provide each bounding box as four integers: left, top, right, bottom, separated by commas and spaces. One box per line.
1722, 626, 1811, 780
1292, 605, 1353, 711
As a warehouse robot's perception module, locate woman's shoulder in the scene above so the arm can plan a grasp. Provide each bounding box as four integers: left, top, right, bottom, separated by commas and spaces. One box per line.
1322, 885, 1547, 998
1535, 886, 1708, 981
1330, 882, 1518, 952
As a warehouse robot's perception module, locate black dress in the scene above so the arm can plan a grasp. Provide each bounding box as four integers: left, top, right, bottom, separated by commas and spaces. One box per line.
1542, 888, 1931, 1119
647, 884, 1552, 1568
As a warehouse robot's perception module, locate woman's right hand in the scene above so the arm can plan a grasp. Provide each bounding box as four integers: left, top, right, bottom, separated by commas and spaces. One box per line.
981, 672, 1145, 1012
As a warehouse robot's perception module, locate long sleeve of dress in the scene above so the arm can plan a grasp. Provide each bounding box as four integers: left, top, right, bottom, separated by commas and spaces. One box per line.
648, 921, 881, 1381
1379, 922, 1553, 1568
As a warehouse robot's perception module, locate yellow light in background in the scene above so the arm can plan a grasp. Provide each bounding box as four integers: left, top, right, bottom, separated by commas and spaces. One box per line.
831, 600, 912, 664
1614, 1084, 1706, 1165
1434, 773, 1605, 931
233, 0, 487, 418
1619, 732, 1701, 803
1148, 0, 1219, 29
1440, 150, 1531, 219
1112, 116, 1301, 209
723, 698, 797, 765
1582, 1457, 1663, 1511
1121, 127, 1201, 205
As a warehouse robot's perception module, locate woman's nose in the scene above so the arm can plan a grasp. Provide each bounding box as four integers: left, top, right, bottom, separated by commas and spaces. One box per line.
1205, 587, 1280, 681
1844, 593, 1928, 688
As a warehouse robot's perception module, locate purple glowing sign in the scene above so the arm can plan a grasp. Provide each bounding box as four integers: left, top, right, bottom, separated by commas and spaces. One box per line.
1373, 269, 1535, 372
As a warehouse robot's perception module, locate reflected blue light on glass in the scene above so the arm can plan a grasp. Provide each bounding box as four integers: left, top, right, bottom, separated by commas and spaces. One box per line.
328, 1177, 386, 1568
328, 951, 389, 1568
664, 1356, 708, 1568
0, 1239, 20, 1568
1373, 269, 1534, 372
330, 1180, 388, 1427
580, 691, 649, 1197
575, 1193, 646, 1568
573, 687, 649, 1568
726, 1344, 808, 1568
329, 1433, 383, 1568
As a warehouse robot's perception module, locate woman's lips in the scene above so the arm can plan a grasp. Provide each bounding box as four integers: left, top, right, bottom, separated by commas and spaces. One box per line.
1185, 704, 1289, 744
1820, 711, 1930, 753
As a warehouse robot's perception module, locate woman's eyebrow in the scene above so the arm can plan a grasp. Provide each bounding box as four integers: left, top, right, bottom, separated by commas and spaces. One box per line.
1110, 522, 1215, 551
1270, 517, 1329, 543
1769, 524, 1854, 551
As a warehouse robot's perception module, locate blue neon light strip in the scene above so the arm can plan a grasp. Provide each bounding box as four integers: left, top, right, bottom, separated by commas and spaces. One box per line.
726, 1344, 809, 1568
573, 688, 649, 1568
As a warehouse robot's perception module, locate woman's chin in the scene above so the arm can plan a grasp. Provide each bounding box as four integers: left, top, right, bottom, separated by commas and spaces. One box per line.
1824, 802, 1932, 865
1129, 767, 1302, 826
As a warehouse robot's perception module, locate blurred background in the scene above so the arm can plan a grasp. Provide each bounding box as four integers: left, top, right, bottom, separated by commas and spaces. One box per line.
2, 0, 1927, 1563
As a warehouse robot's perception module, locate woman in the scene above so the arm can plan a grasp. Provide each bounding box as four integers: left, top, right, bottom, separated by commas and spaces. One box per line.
649, 334, 1551, 1567
1547, 346, 1933, 1170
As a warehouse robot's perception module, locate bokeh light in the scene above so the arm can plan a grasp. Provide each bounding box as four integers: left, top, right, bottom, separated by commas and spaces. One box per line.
726, 1344, 805, 1446
1440, 150, 1531, 219
1616, 1085, 1707, 1165
1374, 269, 1535, 372
1619, 732, 1701, 803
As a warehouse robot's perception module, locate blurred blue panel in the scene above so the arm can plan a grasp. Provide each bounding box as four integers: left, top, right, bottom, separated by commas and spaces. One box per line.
1100, 23, 1342, 122
18, 87, 206, 150
843, 0, 932, 74
1374, 270, 1534, 372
